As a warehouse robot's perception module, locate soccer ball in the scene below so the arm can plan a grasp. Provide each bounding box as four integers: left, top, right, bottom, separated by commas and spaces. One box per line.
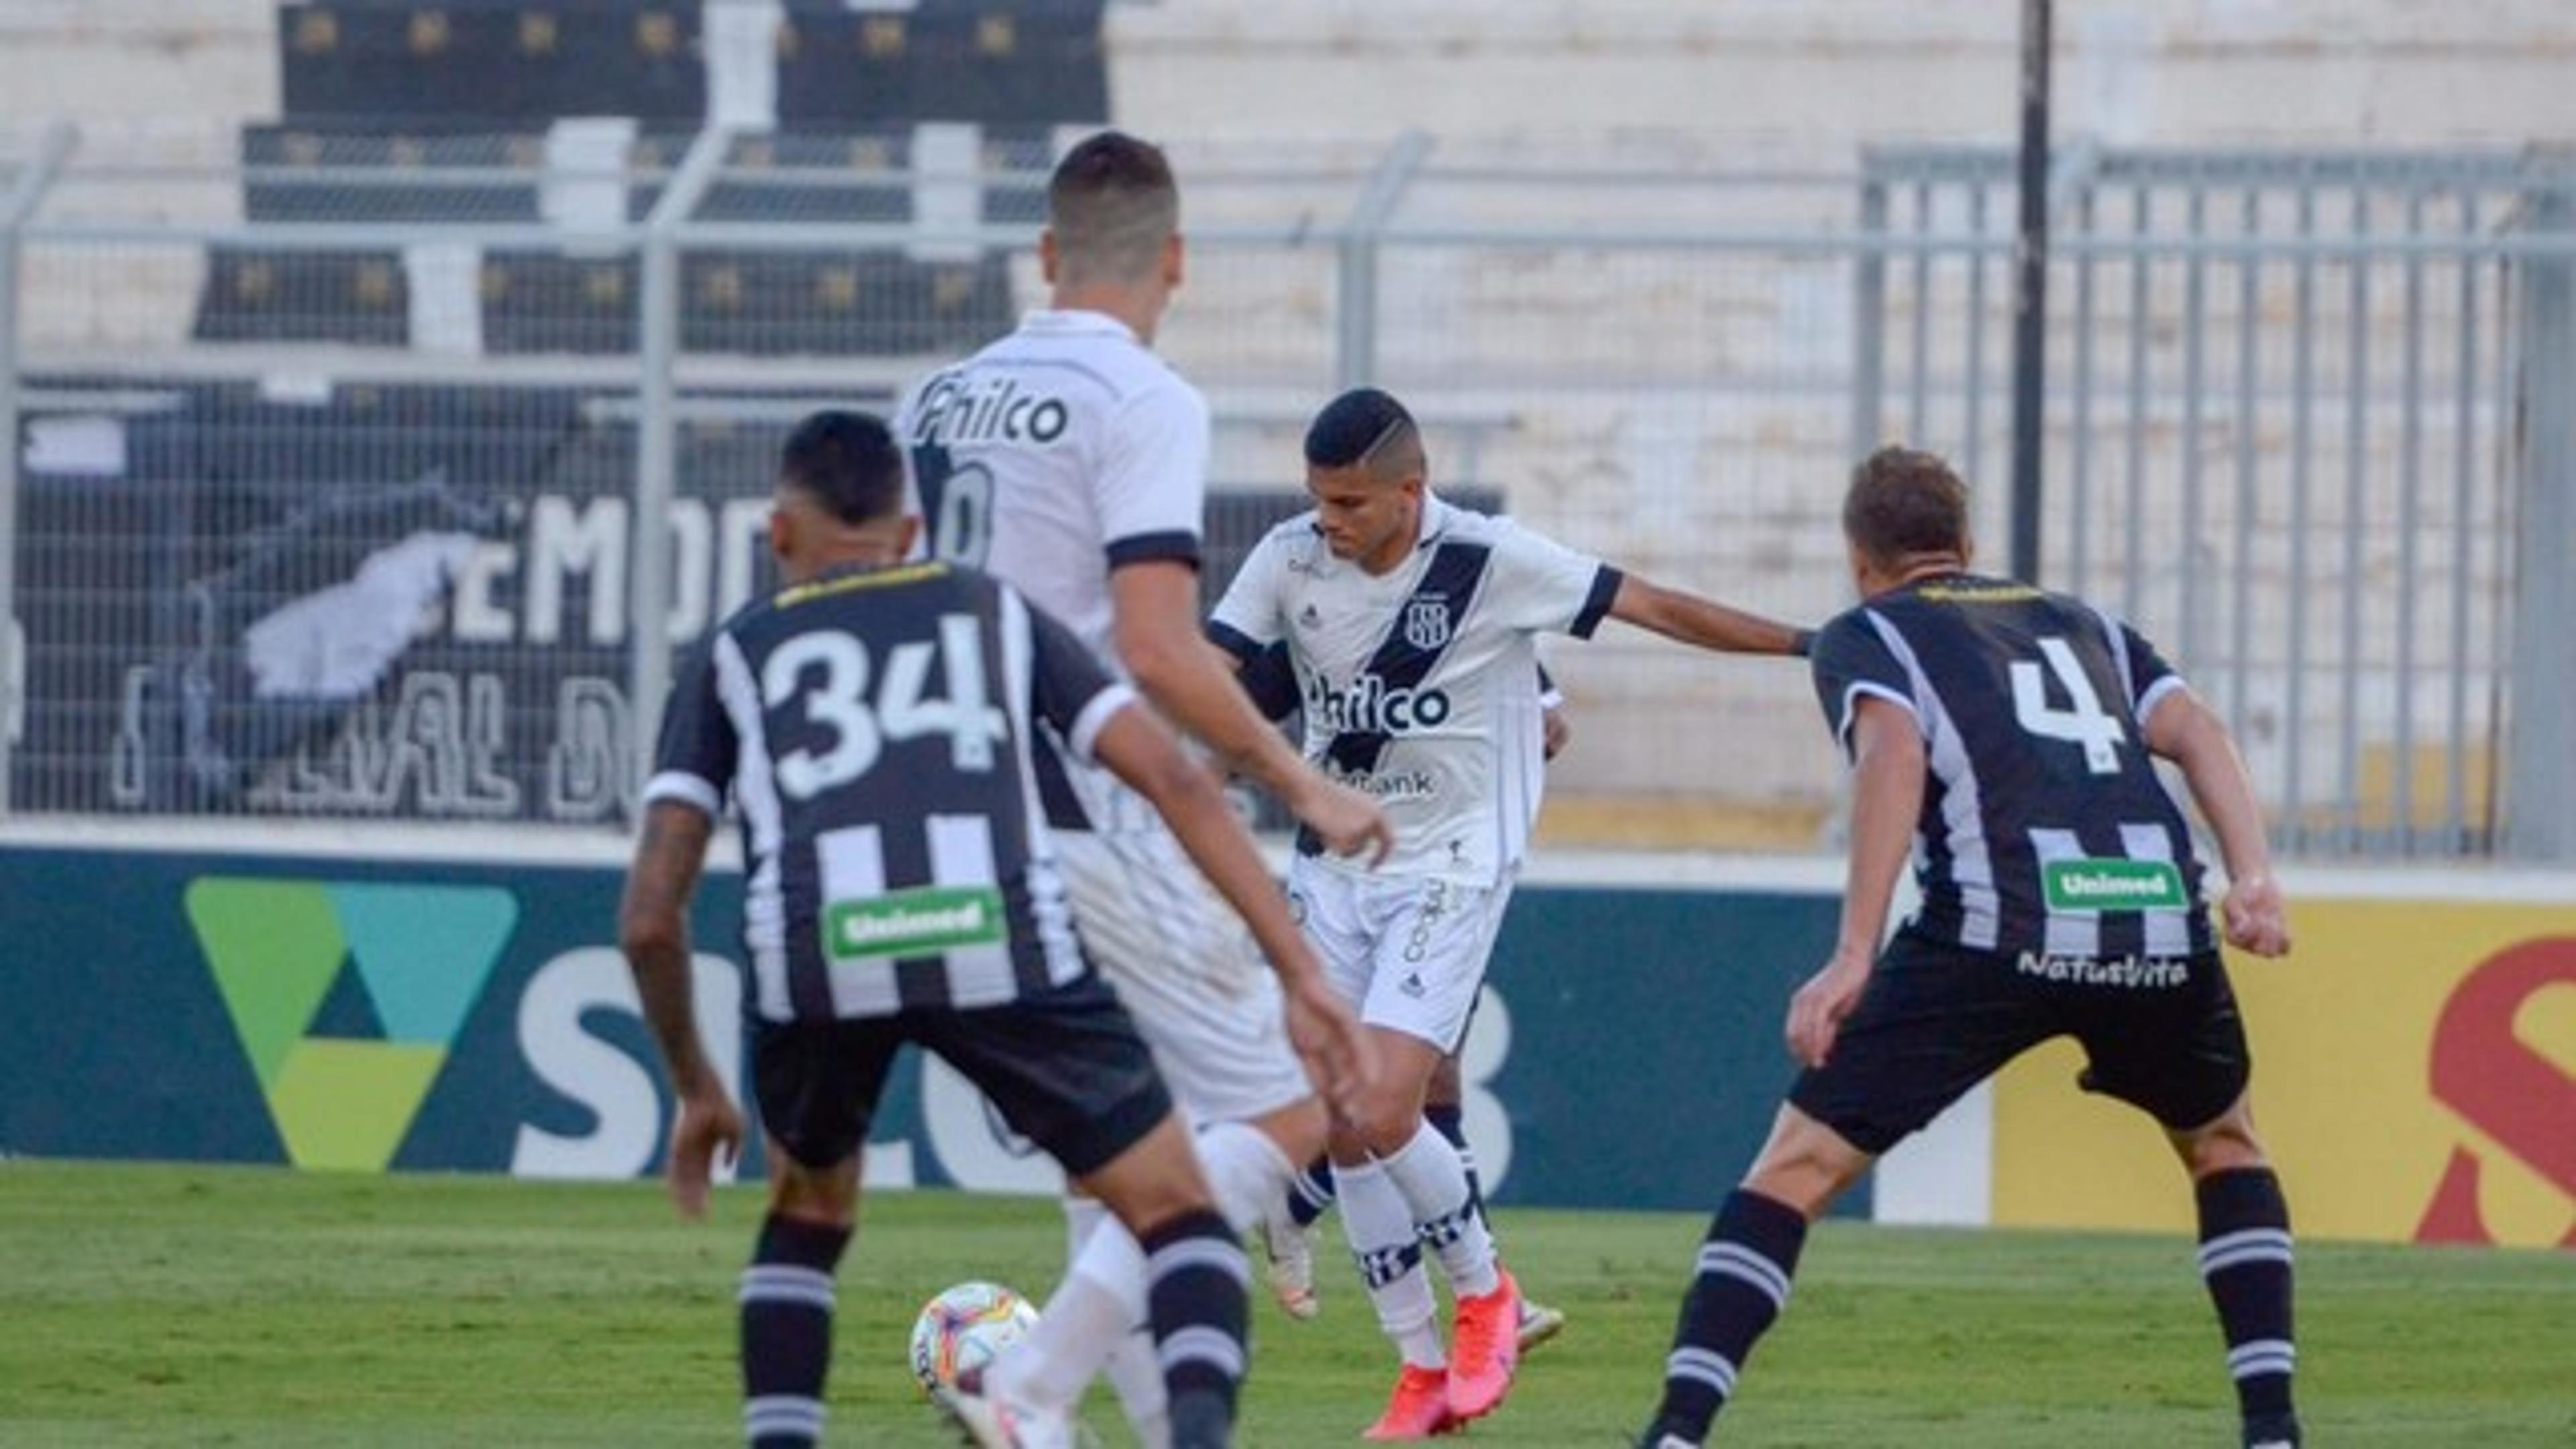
906, 1281, 1040, 1393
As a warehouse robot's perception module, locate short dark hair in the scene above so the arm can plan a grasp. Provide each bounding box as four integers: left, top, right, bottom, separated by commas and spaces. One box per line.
1304, 387, 1421, 475
1048, 130, 1179, 285
778, 410, 904, 525
1843, 445, 1972, 570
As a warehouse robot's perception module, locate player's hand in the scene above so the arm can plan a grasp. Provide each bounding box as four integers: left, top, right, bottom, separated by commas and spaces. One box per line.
1281, 973, 1379, 1122
665, 1083, 745, 1220
1786, 948, 1874, 1069
1293, 775, 1395, 867
1541, 706, 1571, 761
2220, 871, 2291, 957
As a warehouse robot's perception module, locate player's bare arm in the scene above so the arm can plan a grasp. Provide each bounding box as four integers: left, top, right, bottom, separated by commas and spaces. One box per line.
1087, 700, 1381, 1116
2143, 687, 2292, 958
1605, 574, 1809, 656
618, 799, 746, 1218
1786, 695, 1925, 1070
1112, 557, 1394, 864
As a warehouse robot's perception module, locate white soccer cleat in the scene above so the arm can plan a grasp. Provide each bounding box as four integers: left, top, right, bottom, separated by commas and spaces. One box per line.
1515, 1295, 1567, 1352
932, 1377, 1077, 1449
1262, 1216, 1320, 1320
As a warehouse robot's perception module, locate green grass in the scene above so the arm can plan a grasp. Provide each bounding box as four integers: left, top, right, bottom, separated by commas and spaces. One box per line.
1, 1162, 2570, 1446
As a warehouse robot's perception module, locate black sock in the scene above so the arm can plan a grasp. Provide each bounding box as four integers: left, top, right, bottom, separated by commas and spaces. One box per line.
1424, 1102, 1487, 1224
1144, 1210, 1251, 1449
739, 1213, 850, 1448
1645, 1189, 1807, 1445
2196, 1169, 2300, 1444
1286, 1153, 1336, 1228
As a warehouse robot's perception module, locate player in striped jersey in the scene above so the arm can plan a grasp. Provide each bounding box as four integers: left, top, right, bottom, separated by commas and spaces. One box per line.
1638, 447, 2300, 1449
1212, 388, 1810, 1438
619, 412, 1372, 1449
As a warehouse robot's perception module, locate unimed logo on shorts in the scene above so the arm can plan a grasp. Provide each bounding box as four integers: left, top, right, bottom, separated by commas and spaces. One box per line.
2041, 859, 2186, 912
185, 878, 516, 1171
824, 885, 1007, 961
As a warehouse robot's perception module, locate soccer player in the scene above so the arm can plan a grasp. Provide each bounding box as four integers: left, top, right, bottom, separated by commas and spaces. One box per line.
1208, 387, 1809, 1438
1636, 446, 2300, 1449
619, 411, 1371, 1449
894, 131, 1395, 1445
1243, 639, 1570, 1353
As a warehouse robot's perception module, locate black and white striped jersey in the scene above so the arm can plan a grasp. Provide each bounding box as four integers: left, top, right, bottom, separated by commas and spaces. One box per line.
644, 560, 1137, 1022
1809, 574, 2214, 960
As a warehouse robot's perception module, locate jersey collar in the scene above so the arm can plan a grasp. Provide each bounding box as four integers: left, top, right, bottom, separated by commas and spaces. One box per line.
1413, 491, 1456, 552
1018, 309, 1142, 345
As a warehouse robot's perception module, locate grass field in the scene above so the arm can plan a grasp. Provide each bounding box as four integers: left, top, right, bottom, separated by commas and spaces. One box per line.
3, 1162, 2571, 1447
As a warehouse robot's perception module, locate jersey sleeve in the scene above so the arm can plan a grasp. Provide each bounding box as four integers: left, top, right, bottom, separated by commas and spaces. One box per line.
641, 635, 738, 818
1019, 588, 1137, 765
2092, 606, 2190, 727
1485, 519, 1624, 638
1205, 527, 1289, 661
1809, 611, 1921, 761
1231, 641, 1302, 723
1095, 379, 1210, 573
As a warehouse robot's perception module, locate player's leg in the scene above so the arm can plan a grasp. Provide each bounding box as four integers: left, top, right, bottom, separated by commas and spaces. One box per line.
1642, 932, 2046, 1448
739, 1018, 900, 1449
2076, 953, 2297, 1449
1426, 1014, 1566, 1353
2174, 1095, 2300, 1449
925, 977, 1252, 1449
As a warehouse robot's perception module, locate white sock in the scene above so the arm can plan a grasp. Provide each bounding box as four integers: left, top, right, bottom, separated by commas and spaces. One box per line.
989, 1198, 1144, 1413
1195, 1119, 1296, 1232
1381, 1120, 1501, 1298
1104, 1328, 1171, 1448
1336, 1157, 1445, 1369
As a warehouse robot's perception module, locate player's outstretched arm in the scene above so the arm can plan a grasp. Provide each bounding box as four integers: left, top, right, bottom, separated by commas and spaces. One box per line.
619, 800, 745, 1218
1605, 574, 1812, 657
1087, 702, 1381, 1117
2143, 689, 2291, 957
1114, 559, 1393, 864
1787, 697, 1924, 1069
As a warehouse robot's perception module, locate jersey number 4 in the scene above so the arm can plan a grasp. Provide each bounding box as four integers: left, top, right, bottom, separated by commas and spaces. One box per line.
2010, 636, 2124, 774
761, 614, 1006, 800
912, 443, 994, 567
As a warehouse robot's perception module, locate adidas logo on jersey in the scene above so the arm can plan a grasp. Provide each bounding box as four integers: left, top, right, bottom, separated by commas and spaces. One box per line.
1305, 672, 1453, 735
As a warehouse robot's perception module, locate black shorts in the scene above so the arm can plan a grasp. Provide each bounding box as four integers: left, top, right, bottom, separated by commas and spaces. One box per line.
1789, 925, 2252, 1156
752, 971, 1174, 1181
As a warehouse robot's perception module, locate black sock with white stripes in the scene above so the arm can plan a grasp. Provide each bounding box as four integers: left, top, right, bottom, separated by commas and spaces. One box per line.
739, 1214, 851, 1448
1644, 1189, 1807, 1446
1287, 1153, 1337, 1228
2196, 1169, 2300, 1446
1143, 1210, 1251, 1449
1424, 1103, 1487, 1225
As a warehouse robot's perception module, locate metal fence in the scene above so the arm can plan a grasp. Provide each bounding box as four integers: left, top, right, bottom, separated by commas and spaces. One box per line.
1, 124, 2566, 860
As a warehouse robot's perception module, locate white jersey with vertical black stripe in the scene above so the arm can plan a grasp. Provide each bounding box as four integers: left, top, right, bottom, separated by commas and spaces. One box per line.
1807, 573, 2215, 959
1208, 494, 1622, 888
642, 560, 1136, 1023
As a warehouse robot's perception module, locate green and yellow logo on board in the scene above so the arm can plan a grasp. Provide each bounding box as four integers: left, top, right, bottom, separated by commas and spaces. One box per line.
186, 878, 517, 1171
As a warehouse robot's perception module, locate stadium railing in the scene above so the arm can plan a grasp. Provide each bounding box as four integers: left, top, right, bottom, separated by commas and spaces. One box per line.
0, 124, 2568, 861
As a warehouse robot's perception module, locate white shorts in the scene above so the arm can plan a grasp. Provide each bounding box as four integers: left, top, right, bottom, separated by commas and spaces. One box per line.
1287, 857, 1516, 1053
1052, 826, 1315, 1124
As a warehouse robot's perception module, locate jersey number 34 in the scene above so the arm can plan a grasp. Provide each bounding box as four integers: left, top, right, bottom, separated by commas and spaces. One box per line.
762, 614, 1006, 800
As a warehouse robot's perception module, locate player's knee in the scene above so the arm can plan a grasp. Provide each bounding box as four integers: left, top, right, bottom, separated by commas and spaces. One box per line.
2174, 1100, 2267, 1179
1254, 1095, 1330, 1166
1426, 1052, 1464, 1108
767, 1154, 859, 1227
1346, 1085, 1425, 1157
1741, 1114, 1870, 1218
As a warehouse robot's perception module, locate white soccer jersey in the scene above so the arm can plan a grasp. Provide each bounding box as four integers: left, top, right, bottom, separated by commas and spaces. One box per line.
1210, 494, 1622, 886
895, 310, 1210, 669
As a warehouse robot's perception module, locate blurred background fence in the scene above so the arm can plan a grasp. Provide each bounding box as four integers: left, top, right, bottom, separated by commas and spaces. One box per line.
1, 120, 2568, 859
